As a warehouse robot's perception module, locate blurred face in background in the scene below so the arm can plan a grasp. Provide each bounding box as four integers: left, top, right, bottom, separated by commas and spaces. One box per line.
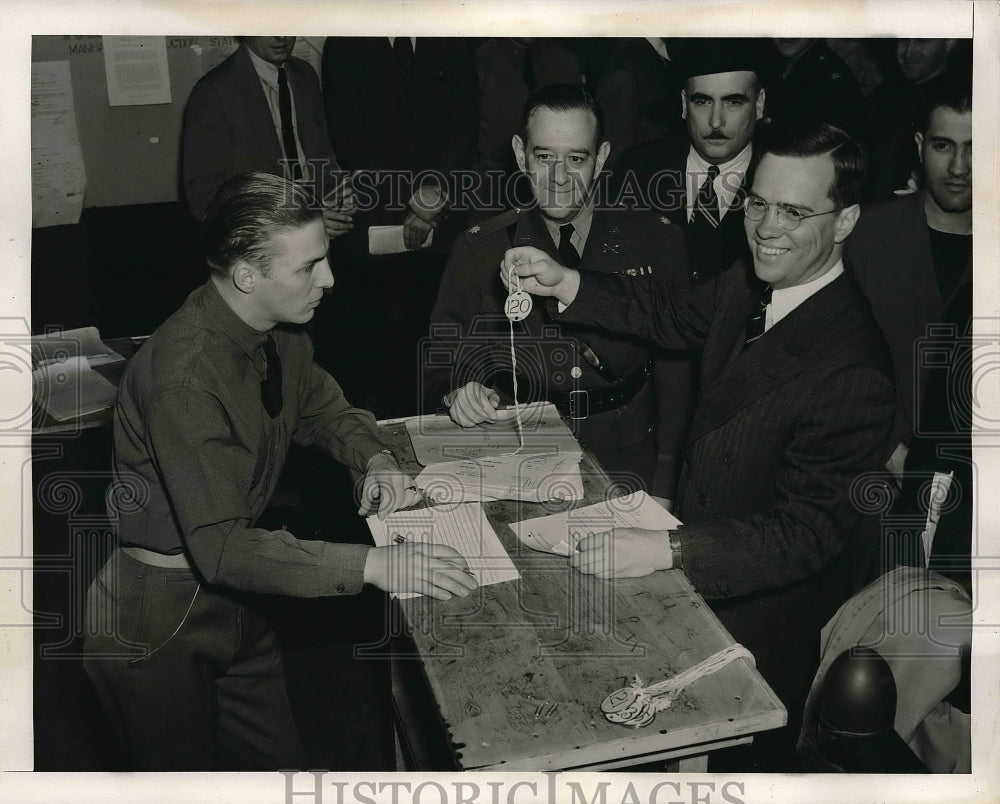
772, 38, 815, 59
896, 38, 956, 83
245, 37, 297, 66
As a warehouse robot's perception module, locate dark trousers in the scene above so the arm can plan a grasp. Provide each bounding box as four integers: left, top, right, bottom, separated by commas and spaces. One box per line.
83, 550, 305, 770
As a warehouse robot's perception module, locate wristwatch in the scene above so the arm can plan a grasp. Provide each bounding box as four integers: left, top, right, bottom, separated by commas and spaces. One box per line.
668, 530, 683, 570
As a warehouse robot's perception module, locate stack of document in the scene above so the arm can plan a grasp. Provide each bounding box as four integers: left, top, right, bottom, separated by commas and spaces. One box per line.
511, 491, 683, 556
32, 327, 125, 422
415, 450, 584, 504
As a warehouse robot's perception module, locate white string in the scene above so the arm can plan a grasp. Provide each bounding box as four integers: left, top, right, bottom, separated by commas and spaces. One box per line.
506, 264, 525, 455
626, 644, 755, 712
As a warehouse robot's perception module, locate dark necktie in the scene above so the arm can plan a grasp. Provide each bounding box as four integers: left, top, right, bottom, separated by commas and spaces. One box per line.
558, 224, 580, 269
261, 334, 283, 418
694, 164, 721, 229
277, 66, 302, 181
394, 37, 414, 94
522, 43, 536, 92
744, 287, 773, 349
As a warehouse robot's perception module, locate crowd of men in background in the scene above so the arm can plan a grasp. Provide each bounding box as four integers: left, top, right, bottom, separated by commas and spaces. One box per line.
82, 35, 973, 773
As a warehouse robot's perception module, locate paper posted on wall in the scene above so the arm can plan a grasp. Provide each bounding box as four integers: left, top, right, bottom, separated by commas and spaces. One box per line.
511, 491, 682, 556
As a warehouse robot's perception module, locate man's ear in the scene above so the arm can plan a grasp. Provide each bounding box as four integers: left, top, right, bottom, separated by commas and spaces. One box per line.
756, 87, 766, 121
512, 134, 527, 173
833, 203, 861, 244
232, 261, 258, 294
914, 131, 925, 165
680, 89, 688, 121
596, 140, 611, 174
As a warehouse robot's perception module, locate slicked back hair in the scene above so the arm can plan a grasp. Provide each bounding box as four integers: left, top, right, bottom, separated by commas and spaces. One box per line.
520, 83, 605, 149
202, 172, 322, 278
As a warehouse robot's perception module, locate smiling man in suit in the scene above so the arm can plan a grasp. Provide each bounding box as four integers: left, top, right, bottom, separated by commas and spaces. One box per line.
182, 37, 354, 237
425, 84, 691, 501
504, 122, 895, 770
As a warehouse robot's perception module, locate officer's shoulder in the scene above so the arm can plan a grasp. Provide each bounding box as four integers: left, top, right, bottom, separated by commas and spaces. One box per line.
609, 206, 678, 235
464, 208, 521, 244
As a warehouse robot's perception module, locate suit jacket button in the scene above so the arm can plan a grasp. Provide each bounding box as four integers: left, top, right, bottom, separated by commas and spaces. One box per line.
723, 455, 734, 466
691, 270, 702, 281
698, 493, 708, 507
336, 584, 346, 593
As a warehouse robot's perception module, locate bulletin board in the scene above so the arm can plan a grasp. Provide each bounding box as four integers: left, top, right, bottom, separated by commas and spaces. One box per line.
30, 35, 325, 210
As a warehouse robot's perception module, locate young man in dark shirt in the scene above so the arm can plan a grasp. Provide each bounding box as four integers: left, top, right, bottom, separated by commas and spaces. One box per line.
83, 172, 476, 770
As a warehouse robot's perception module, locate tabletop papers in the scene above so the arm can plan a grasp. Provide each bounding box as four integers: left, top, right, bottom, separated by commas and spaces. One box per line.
415, 450, 584, 504
367, 503, 519, 599
405, 402, 580, 465
511, 491, 683, 556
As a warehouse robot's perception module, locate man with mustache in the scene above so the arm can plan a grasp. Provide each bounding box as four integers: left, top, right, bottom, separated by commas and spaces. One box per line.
611, 41, 766, 284
846, 80, 972, 489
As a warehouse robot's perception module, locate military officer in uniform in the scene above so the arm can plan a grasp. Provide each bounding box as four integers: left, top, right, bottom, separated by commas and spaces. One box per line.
424, 84, 690, 499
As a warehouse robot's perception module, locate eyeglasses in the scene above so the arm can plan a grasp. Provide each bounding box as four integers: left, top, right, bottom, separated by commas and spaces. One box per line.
743, 195, 842, 231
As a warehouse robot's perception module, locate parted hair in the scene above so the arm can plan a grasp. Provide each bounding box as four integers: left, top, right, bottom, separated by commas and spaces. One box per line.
757, 122, 869, 209
202, 172, 322, 277
521, 83, 605, 147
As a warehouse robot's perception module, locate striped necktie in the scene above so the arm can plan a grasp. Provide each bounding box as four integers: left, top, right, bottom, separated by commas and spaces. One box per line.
694, 164, 721, 228
744, 287, 773, 349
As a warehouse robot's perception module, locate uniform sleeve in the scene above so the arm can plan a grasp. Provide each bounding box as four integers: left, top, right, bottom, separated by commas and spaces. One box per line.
181, 78, 233, 221
558, 267, 717, 352
145, 387, 371, 598
677, 363, 894, 599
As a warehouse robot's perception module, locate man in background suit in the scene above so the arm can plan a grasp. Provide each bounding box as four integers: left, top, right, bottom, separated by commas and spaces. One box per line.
426, 84, 691, 500
847, 80, 972, 486
610, 41, 766, 284
318, 37, 479, 417
182, 37, 354, 237
506, 123, 895, 770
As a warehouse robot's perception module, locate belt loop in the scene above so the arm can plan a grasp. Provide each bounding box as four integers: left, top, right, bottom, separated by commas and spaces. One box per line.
569, 389, 590, 420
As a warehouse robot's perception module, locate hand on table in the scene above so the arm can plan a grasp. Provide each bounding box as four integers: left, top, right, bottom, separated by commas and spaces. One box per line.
358, 451, 422, 520
571, 527, 673, 579
363, 542, 479, 601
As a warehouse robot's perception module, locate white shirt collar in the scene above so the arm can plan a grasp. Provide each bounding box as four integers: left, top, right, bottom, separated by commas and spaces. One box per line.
246, 45, 280, 89
388, 37, 417, 52
768, 259, 845, 330
685, 142, 753, 220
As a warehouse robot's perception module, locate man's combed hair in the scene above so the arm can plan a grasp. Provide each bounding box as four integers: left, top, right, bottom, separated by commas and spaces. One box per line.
202, 172, 322, 277
920, 76, 972, 132
520, 83, 605, 146
758, 122, 869, 209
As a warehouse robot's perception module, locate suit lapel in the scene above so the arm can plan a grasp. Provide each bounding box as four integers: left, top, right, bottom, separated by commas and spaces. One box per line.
686, 274, 852, 446
234, 46, 284, 169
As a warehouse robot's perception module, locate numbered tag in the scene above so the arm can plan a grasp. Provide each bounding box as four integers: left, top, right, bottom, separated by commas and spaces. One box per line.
505, 290, 533, 322
601, 687, 640, 715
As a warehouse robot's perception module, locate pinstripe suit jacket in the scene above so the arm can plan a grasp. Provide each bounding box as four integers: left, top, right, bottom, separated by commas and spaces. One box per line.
558, 260, 895, 713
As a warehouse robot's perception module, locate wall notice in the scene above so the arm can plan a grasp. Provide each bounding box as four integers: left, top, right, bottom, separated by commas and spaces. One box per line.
31, 60, 86, 227
102, 36, 171, 106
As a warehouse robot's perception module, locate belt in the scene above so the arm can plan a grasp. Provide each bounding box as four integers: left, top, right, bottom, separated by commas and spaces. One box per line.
550, 362, 651, 420
121, 545, 192, 569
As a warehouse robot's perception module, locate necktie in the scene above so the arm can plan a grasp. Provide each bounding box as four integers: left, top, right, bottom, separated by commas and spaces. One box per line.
262, 335, 283, 418
522, 43, 536, 92
394, 37, 414, 94
744, 287, 773, 349
558, 224, 581, 269
694, 164, 721, 228
276, 66, 302, 181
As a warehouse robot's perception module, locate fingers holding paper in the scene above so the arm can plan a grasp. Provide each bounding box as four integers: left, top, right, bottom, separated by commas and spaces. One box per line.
358, 452, 422, 520
364, 542, 479, 601
570, 527, 672, 579
443, 381, 500, 427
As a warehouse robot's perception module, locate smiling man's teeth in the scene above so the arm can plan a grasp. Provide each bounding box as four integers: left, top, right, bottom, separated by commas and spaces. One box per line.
759, 245, 788, 255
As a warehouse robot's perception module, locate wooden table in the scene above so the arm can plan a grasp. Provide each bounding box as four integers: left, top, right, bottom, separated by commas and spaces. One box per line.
377, 423, 786, 772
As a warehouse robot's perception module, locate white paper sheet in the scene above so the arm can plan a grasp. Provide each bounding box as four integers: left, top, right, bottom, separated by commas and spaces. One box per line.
368, 225, 434, 255
31, 61, 86, 227
102, 36, 171, 105
31, 326, 124, 367
511, 491, 683, 556
32, 355, 118, 422
416, 451, 583, 503
405, 401, 581, 465
367, 503, 519, 599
